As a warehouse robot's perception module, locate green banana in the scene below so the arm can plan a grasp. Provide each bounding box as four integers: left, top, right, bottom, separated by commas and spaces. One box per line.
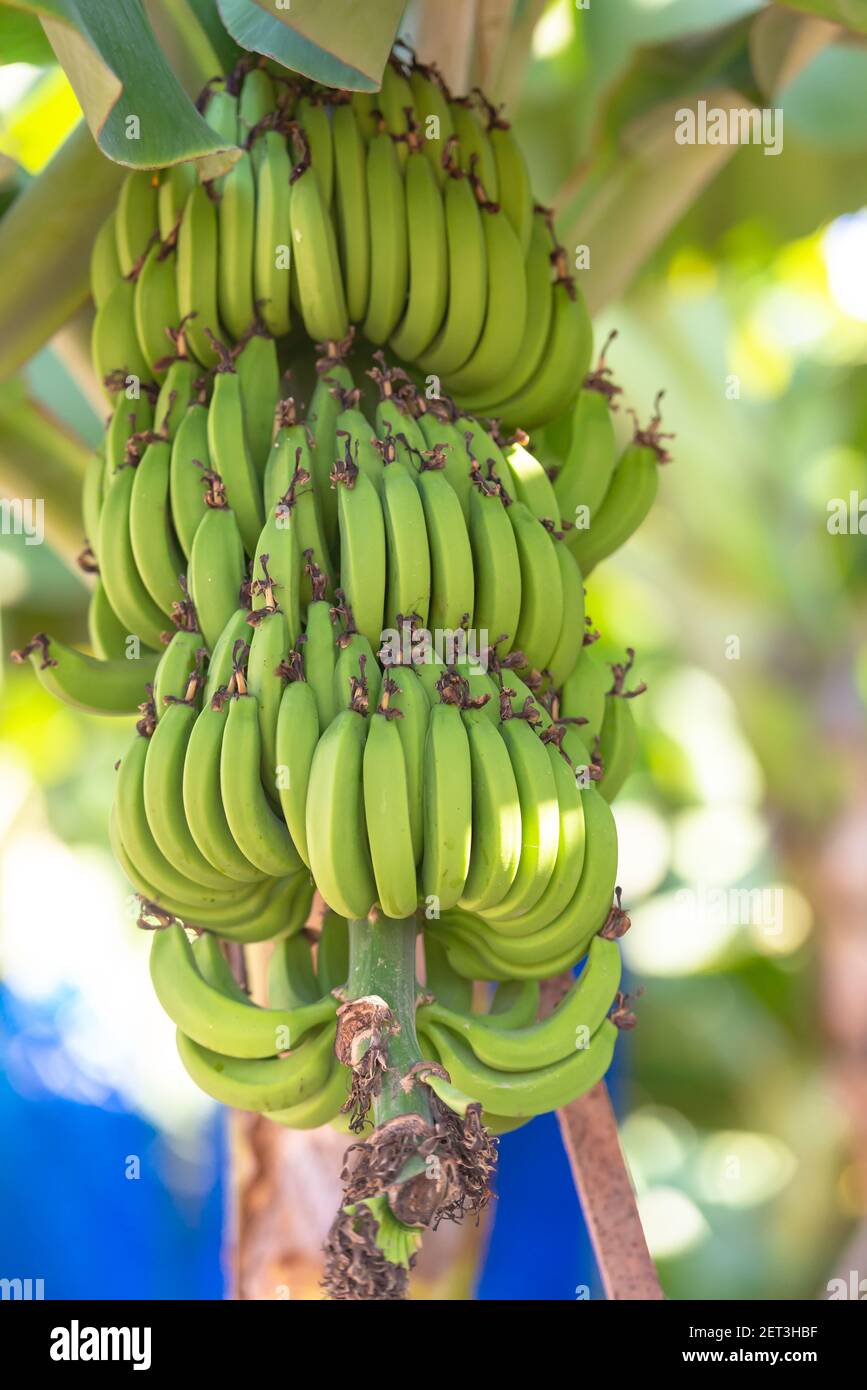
496, 261, 592, 432
332, 625, 383, 717
133, 241, 178, 378
559, 635, 609, 743
417, 164, 486, 378
306, 702, 377, 921
97, 460, 168, 650
377, 58, 416, 161
297, 94, 334, 204
466, 463, 521, 656
317, 910, 350, 992
182, 688, 267, 883
332, 102, 371, 324
484, 104, 533, 253
275, 654, 319, 867
221, 681, 303, 878
509, 501, 564, 675
381, 445, 431, 631
362, 677, 418, 918
309, 355, 354, 551
188, 474, 246, 651
151, 924, 336, 1058
253, 127, 293, 337
384, 661, 429, 866
88, 579, 131, 661
105, 388, 154, 480
268, 932, 320, 1008
332, 446, 386, 651
154, 357, 198, 438
458, 703, 521, 913
81, 450, 104, 558
157, 162, 197, 241
176, 182, 222, 369
554, 334, 621, 536
506, 438, 560, 525
389, 140, 448, 363
269, 1055, 350, 1129
251, 476, 301, 640
414, 447, 474, 634
419, 935, 620, 1072
11, 633, 156, 715
419, 1017, 617, 1118
203, 607, 252, 705
421, 676, 472, 911
129, 440, 186, 616
407, 61, 454, 187
449, 98, 498, 197
152, 625, 201, 717
465, 209, 553, 413
245, 605, 289, 795
169, 397, 210, 558
91, 210, 122, 309
362, 129, 409, 346
569, 395, 672, 574
442, 199, 526, 400
545, 540, 585, 689
482, 731, 586, 937
302, 558, 340, 729
289, 132, 348, 343
416, 406, 473, 516
235, 331, 281, 481
176, 1019, 337, 1112
115, 169, 158, 276
218, 146, 257, 340
597, 648, 646, 803
92, 276, 150, 396
206, 343, 264, 555
479, 695, 560, 921
238, 66, 277, 163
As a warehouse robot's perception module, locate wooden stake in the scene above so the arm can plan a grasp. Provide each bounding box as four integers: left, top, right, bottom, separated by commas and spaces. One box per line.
558, 1082, 663, 1300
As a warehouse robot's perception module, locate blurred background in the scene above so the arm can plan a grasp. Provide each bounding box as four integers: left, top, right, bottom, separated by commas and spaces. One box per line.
1, 0, 866, 1300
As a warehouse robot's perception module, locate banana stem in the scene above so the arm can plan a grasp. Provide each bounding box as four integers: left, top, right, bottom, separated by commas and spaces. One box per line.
346, 914, 432, 1125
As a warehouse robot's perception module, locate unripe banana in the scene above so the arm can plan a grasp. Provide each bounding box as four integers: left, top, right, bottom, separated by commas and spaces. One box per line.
157, 162, 197, 241
466, 462, 521, 657
115, 169, 158, 277
154, 357, 198, 439
133, 241, 179, 380
509, 501, 564, 675
381, 446, 431, 631
253, 127, 293, 337
176, 1019, 337, 1113
597, 648, 646, 803
317, 909, 350, 993
302, 557, 340, 729
306, 702, 377, 921
363, 677, 418, 918
408, 61, 454, 188
297, 94, 334, 204
389, 139, 448, 364
362, 129, 409, 346
275, 653, 319, 867
152, 625, 202, 718
506, 437, 560, 525
220, 680, 303, 878
332, 446, 386, 651
88, 579, 131, 661
203, 607, 253, 705
169, 397, 211, 559
10, 632, 157, 716
235, 332, 281, 485
332, 103, 371, 323
129, 440, 186, 616
496, 257, 592, 432
384, 660, 429, 865
97, 459, 168, 650
188, 472, 246, 651
458, 703, 521, 914
377, 57, 416, 163
290, 131, 348, 343
176, 182, 222, 369
218, 145, 257, 340
559, 634, 609, 743
421, 675, 472, 911
245, 605, 289, 796
417, 165, 486, 378
554, 334, 621, 536
91, 210, 122, 309
442, 198, 526, 401
449, 97, 498, 197
545, 540, 585, 690
182, 688, 267, 884
414, 446, 474, 634
92, 276, 150, 399
569, 395, 672, 575
206, 341, 264, 555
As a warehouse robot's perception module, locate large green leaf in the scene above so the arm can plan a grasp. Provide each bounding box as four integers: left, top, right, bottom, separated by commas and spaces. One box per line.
253, 0, 406, 87
0, 3, 54, 60
0, 122, 122, 380
218, 0, 401, 91
1, 0, 238, 172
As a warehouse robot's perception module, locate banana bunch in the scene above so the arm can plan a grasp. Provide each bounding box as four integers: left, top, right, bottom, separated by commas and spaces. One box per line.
90, 53, 592, 429
9, 52, 670, 1155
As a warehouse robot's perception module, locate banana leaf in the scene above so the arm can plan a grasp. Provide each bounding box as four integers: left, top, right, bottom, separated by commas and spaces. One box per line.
0, 0, 238, 173
219, 0, 404, 91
